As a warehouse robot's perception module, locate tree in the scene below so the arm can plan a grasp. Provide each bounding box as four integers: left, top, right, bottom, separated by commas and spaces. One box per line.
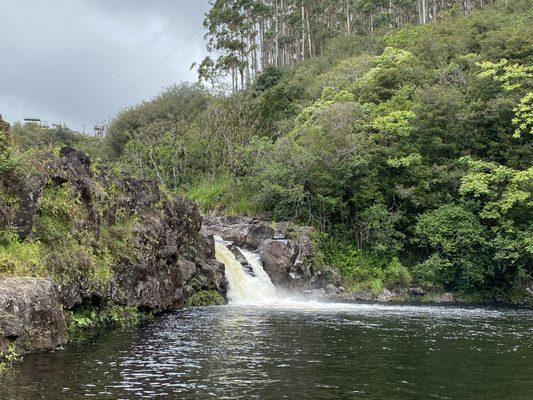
477, 58, 533, 137
414, 205, 488, 290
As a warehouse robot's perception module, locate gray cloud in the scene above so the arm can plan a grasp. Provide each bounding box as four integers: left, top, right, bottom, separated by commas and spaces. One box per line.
0, 0, 210, 132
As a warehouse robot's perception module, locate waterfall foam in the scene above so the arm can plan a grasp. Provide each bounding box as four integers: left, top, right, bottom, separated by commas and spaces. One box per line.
215, 236, 493, 315
214, 237, 279, 305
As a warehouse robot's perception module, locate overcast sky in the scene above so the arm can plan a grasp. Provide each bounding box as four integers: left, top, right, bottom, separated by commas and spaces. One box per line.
0, 0, 210, 132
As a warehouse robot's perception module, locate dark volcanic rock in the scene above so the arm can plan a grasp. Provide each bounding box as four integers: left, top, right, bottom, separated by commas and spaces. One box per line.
202, 217, 326, 290
409, 287, 427, 296
0, 148, 228, 353
260, 239, 298, 285
246, 224, 275, 248
0, 278, 68, 353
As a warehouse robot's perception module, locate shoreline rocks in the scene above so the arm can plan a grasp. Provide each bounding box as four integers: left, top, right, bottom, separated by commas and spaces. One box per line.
0, 278, 68, 353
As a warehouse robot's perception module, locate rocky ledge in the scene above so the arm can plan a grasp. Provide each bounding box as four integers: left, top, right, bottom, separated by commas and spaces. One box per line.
1, 147, 227, 354
202, 216, 337, 290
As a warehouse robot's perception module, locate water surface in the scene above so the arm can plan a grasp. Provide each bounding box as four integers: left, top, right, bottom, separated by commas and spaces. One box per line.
1, 303, 532, 399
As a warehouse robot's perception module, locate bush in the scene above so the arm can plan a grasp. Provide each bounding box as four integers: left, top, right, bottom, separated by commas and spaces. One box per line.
68, 303, 145, 333
414, 253, 455, 289
186, 290, 225, 307
414, 205, 488, 290
383, 257, 412, 286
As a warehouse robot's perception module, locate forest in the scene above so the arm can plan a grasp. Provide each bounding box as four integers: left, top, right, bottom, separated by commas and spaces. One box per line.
2, 0, 532, 303
198, 0, 514, 90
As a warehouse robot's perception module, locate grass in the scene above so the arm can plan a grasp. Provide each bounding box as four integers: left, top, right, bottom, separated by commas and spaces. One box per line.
185, 174, 260, 216
0, 230, 44, 277
186, 174, 230, 212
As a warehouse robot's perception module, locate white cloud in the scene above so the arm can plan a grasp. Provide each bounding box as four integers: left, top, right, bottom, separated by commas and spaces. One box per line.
0, 0, 210, 132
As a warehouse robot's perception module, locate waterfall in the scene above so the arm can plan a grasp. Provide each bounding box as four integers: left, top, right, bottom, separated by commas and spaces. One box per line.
214, 237, 352, 309
214, 237, 279, 305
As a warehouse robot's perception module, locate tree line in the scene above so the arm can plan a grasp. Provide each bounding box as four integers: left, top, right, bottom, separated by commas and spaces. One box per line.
198, 0, 500, 91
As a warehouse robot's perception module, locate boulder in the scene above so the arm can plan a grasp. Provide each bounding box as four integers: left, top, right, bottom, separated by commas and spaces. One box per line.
245, 224, 274, 248
377, 288, 394, 302
434, 292, 454, 303
409, 287, 427, 296
259, 239, 298, 285
325, 284, 339, 295
352, 291, 373, 301
0, 278, 68, 353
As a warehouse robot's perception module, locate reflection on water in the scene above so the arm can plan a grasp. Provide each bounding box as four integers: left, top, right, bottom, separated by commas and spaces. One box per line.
1, 303, 532, 399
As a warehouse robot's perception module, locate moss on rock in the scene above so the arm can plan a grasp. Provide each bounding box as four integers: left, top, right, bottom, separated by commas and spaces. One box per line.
186, 290, 225, 307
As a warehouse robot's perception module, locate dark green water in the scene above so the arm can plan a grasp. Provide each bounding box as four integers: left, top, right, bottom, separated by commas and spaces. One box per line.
1, 302, 532, 399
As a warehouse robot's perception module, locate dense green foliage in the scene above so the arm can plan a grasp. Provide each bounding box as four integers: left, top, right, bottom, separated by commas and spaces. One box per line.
9, 1, 533, 303
186, 290, 226, 307
67, 304, 147, 334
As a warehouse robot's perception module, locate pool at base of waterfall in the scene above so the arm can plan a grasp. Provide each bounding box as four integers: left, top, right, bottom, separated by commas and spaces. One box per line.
1, 303, 532, 399
2, 240, 532, 399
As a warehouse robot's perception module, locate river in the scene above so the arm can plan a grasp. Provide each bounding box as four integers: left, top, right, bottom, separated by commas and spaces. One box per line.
1, 303, 532, 399
1, 240, 532, 399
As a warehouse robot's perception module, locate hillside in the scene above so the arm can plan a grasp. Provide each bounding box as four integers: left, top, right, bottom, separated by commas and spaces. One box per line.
3, 0, 532, 304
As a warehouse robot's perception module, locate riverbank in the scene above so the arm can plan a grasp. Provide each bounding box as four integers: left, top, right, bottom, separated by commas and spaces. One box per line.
202, 216, 533, 307
0, 147, 227, 358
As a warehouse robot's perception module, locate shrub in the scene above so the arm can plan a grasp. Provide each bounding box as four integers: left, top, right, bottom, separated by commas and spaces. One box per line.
68, 303, 145, 333
186, 290, 225, 307
414, 205, 488, 290
383, 257, 412, 286
0, 344, 22, 374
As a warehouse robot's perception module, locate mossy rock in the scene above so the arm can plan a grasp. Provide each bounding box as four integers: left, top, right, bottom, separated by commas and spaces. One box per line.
185, 290, 225, 307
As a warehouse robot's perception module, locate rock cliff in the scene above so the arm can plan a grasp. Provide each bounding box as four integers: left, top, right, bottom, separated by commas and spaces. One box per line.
0, 147, 227, 353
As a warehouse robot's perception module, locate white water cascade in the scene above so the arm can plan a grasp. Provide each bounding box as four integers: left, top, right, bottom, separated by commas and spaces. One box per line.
214, 237, 280, 305
214, 237, 495, 316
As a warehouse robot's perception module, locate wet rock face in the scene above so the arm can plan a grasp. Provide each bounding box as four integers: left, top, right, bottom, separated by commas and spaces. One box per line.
0, 278, 68, 353
202, 217, 320, 289
259, 239, 299, 285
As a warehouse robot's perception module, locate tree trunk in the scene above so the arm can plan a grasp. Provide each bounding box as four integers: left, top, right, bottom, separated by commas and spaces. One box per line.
301, 1, 305, 59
